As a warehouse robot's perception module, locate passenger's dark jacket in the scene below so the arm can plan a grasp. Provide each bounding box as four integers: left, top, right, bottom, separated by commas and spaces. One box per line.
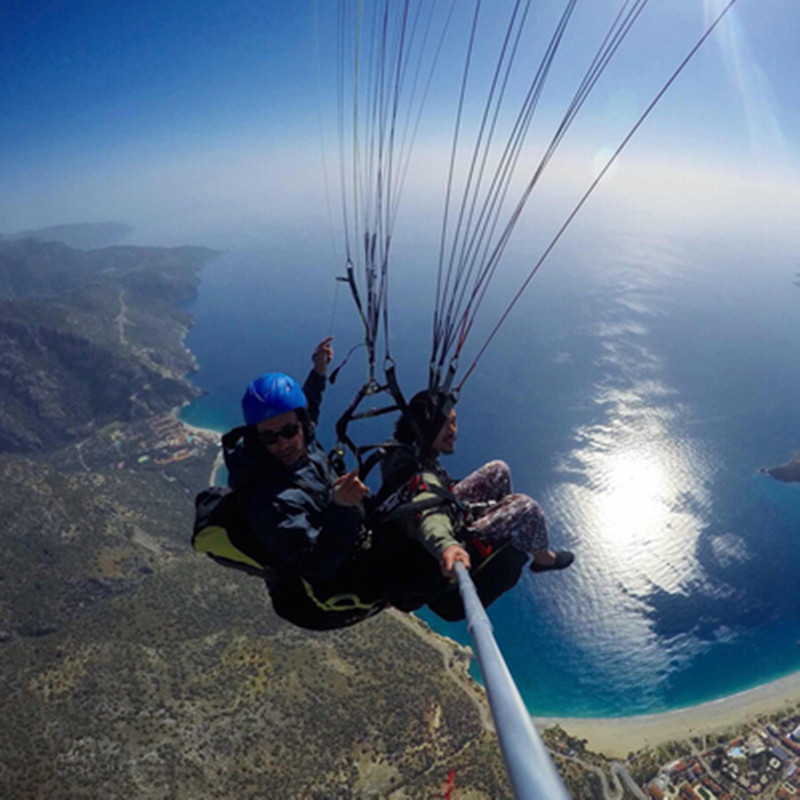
224, 370, 364, 581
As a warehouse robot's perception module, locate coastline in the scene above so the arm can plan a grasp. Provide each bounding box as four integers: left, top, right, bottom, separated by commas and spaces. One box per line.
536, 669, 800, 757
175, 261, 800, 760
174, 367, 800, 755
761, 453, 800, 484
171, 407, 224, 485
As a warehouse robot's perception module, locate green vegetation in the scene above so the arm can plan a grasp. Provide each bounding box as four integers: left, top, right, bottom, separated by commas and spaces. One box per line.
0, 239, 215, 451
0, 236, 518, 798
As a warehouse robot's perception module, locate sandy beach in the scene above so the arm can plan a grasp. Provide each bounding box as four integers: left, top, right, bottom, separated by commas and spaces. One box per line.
536, 670, 800, 757
168, 413, 800, 761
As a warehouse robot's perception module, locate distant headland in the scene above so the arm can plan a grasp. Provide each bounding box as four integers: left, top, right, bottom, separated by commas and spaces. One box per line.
0, 221, 133, 249
760, 454, 800, 484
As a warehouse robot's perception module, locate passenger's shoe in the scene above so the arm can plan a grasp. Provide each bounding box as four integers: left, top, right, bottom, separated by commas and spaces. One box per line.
530, 550, 574, 573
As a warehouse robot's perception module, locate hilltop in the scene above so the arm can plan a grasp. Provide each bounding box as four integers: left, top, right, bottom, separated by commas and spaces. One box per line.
0, 238, 214, 451
1, 221, 133, 249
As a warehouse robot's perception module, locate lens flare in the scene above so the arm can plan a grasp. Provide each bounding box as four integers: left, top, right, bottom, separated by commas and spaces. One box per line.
704, 0, 789, 169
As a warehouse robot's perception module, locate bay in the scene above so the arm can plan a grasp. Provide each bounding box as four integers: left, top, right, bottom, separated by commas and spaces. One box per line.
180, 220, 800, 718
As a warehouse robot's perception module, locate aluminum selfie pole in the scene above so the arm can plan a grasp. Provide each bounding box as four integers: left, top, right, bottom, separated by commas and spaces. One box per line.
454, 564, 570, 800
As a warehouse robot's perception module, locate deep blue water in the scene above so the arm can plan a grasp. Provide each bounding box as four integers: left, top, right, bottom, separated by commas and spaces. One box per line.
181, 221, 800, 717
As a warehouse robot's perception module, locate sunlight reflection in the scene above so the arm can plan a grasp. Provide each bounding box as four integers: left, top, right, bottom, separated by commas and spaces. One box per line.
562, 382, 711, 599
534, 236, 718, 698
595, 447, 669, 547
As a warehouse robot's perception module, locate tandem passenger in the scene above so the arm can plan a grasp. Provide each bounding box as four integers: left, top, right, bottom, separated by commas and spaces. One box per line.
380, 390, 574, 590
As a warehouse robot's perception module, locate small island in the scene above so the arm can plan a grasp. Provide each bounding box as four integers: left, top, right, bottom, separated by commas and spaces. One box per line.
761, 454, 800, 484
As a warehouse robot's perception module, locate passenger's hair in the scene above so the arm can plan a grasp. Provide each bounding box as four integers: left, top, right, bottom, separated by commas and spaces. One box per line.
394, 390, 452, 445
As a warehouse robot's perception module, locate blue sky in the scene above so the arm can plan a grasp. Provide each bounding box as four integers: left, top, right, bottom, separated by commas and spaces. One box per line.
1, 0, 798, 244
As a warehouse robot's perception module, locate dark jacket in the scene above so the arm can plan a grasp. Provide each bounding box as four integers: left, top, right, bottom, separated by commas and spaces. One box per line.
224, 370, 364, 582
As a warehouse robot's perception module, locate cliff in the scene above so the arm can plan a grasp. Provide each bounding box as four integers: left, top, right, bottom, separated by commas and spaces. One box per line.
763, 454, 800, 484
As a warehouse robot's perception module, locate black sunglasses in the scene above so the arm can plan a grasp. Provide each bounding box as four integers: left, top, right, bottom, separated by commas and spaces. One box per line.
258, 422, 301, 445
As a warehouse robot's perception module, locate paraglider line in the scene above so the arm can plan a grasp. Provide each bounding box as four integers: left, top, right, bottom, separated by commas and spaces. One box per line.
458, 0, 740, 388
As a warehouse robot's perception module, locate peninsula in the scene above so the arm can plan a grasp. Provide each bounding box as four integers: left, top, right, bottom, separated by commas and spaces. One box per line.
762, 454, 800, 484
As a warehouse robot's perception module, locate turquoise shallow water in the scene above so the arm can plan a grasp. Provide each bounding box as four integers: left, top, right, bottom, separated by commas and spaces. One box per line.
180, 223, 800, 718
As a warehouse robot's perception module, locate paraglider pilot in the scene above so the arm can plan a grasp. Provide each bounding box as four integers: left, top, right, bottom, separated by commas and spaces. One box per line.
223, 338, 386, 630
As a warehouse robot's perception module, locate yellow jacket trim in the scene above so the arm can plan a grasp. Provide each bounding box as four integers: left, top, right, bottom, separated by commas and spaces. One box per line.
300, 577, 377, 612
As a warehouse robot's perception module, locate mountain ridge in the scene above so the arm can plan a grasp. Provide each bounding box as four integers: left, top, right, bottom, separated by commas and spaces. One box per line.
1, 221, 133, 249
0, 239, 216, 452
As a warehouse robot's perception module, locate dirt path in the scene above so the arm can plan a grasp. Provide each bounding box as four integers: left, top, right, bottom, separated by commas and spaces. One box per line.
115, 289, 128, 346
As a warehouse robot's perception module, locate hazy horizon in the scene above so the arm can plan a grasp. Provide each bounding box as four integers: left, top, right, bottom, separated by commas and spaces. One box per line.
2, 1, 798, 258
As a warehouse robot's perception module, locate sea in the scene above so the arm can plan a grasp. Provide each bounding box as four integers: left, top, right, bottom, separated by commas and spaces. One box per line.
179, 214, 800, 719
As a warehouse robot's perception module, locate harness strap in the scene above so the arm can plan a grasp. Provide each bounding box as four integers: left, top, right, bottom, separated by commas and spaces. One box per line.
331, 357, 411, 478
299, 577, 383, 613
221, 425, 249, 453
369, 480, 465, 526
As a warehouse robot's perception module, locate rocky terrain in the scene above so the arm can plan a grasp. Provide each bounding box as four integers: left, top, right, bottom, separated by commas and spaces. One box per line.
0, 444, 513, 797
0, 227, 634, 798
0, 232, 513, 799
0, 237, 213, 451
762, 455, 800, 484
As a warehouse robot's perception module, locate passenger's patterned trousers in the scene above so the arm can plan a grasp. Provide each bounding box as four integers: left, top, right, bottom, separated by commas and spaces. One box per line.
453, 460, 549, 554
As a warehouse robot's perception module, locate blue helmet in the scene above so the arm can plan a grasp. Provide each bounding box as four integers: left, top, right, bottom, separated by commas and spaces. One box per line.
241, 372, 307, 426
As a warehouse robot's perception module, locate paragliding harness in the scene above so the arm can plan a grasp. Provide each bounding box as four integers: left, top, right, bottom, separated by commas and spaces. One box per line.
192, 485, 273, 578
330, 369, 527, 621
191, 427, 387, 632
367, 457, 528, 621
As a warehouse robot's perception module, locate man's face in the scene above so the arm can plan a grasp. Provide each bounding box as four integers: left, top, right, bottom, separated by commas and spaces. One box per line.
256, 410, 306, 467
432, 409, 457, 455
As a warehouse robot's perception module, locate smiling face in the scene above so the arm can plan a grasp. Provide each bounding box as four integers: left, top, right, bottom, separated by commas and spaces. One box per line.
256, 410, 306, 467
432, 409, 457, 455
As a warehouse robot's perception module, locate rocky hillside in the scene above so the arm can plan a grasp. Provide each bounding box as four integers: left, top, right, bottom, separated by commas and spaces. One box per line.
0, 240, 216, 451
0, 235, 514, 798
0, 438, 518, 799
1, 221, 133, 249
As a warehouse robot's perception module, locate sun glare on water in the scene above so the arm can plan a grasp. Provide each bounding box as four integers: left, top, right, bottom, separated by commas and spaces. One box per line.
560, 381, 711, 601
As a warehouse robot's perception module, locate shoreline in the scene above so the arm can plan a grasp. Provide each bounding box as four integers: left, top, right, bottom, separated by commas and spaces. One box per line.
170, 407, 225, 485
174, 400, 800, 758
175, 267, 800, 759
173, 393, 800, 760
395, 605, 800, 758
535, 669, 800, 757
